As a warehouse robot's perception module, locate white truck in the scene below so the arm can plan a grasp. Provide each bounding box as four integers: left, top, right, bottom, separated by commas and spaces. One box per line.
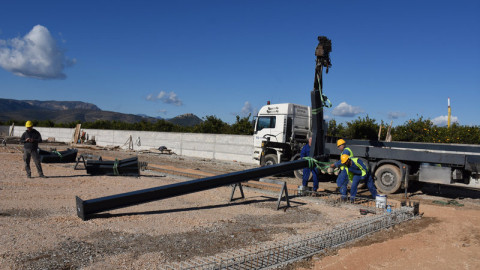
253, 103, 313, 179
254, 102, 480, 194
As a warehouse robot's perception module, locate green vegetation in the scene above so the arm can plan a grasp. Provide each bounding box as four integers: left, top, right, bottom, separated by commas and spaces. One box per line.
1, 115, 254, 136
2, 115, 479, 144
327, 116, 480, 144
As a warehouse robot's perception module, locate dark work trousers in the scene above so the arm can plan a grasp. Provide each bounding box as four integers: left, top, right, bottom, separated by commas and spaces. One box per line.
23, 148, 43, 177
302, 167, 319, 191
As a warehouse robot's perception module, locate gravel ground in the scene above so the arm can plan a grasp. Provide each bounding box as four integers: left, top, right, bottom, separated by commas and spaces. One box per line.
2, 142, 479, 269
0, 143, 361, 269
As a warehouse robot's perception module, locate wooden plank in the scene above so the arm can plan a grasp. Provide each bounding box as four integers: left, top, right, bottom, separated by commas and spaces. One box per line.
72, 124, 81, 144
385, 121, 393, 142
9, 123, 14, 136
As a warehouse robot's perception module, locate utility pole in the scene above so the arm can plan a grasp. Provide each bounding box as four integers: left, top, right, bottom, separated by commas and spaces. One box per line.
448, 98, 451, 128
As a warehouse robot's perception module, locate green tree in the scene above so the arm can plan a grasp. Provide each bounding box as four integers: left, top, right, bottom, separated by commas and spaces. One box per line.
152, 119, 176, 132
193, 115, 230, 134
344, 115, 379, 140
230, 114, 254, 135
327, 119, 347, 138
37, 120, 55, 127
392, 117, 433, 142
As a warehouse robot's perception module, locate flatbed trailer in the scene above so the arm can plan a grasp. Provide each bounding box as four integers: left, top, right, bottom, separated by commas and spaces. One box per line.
325, 139, 480, 194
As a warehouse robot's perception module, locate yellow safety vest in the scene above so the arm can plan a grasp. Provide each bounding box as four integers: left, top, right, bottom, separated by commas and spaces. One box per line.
339, 147, 354, 171
345, 158, 367, 182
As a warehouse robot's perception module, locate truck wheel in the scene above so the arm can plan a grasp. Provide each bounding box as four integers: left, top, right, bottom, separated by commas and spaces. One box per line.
292, 154, 312, 181
374, 164, 402, 194
264, 154, 278, 166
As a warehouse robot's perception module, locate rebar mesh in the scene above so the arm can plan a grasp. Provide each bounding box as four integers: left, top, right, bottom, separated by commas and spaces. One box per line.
161, 207, 417, 269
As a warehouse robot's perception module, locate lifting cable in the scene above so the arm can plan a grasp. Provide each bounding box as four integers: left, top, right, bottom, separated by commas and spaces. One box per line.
303, 156, 338, 172
52, 150, 63, 160
315, 74, 332, 108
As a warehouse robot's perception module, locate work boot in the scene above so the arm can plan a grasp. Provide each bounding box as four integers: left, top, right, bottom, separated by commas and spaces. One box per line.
27, 174, 31, 178
39, 174, 47, 178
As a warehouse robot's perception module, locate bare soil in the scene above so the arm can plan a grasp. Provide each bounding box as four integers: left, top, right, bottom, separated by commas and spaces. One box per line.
1, 142, 480, 269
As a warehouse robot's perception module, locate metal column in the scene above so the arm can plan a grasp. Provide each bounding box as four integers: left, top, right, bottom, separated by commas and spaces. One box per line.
76, 159, 309, 220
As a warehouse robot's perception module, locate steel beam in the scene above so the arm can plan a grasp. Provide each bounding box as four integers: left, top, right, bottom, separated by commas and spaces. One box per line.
76, 159, 310, 220
310, 87, 325, 158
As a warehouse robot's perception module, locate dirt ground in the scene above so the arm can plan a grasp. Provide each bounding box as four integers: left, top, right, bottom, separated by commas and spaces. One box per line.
1, 142, 480, 269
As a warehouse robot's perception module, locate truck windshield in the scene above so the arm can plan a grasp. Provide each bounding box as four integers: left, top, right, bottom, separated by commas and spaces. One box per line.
256, 116, 276, 131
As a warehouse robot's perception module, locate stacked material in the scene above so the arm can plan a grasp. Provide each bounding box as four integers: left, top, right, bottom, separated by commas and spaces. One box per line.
85, 157, 140, 176
39, 148, 78, 163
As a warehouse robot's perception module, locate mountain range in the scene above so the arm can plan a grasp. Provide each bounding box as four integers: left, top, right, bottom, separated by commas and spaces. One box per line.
0, 98, 203, 126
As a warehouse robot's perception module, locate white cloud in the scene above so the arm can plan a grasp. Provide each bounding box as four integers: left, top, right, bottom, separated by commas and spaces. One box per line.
146, 94, 155, 101
241, 101, 256, 116
146, 91, 183, 106
431, 115, 459, 126
157, 91, 183, 106
332, 102, 364, 117
0, 25, 75, 79
388, 111, 406, 119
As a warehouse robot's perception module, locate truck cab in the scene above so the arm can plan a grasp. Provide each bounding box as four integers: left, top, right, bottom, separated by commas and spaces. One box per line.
253, 103, 311, 166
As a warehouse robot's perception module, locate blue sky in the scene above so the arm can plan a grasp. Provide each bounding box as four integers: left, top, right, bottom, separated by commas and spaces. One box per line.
0, 0, 479, 126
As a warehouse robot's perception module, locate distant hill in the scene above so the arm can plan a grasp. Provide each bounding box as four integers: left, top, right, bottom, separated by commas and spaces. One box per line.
0, 99, 100, 113
168, 113, 203, 126
0, 98, 202, 126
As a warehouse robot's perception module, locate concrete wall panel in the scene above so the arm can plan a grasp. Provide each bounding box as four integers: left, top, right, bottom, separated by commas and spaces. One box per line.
181, 149, 215, 159
214, 143, 252, 154
182, 141, 216, 152
4, 126, 256, 164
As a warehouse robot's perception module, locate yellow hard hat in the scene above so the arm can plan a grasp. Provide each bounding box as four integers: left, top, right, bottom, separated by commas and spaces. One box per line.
25, 120, 33, 128
340, 154, 350, 164
337, 139, 346, 147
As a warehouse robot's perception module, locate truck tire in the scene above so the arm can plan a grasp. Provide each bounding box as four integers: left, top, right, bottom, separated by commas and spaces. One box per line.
264, 154, 278, 166
374, 164, 402, 194
292, 154, 312, 181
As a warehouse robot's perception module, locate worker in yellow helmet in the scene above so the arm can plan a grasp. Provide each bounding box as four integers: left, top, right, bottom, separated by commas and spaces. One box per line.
20, 121, 45, 178
333, 139, 353, 164
340, 154, 377, 202
330, 139, 353, 200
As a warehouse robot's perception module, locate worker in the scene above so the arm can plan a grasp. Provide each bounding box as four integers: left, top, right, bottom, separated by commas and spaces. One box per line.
300, 136, 319, 192
20, 121, 45, 178
340, 154, 377, 202
330, 139, 353, 199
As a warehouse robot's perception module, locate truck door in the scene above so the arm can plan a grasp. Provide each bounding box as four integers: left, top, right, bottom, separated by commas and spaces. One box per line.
254, 116, 277, 149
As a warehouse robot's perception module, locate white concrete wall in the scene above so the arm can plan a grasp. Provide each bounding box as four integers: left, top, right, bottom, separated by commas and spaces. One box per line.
7, 126, 256, 164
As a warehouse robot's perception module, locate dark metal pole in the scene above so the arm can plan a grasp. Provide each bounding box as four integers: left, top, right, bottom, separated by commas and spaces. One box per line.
310, 68, 325, 158
310, 36, 331, 159
76, 159, 309, 220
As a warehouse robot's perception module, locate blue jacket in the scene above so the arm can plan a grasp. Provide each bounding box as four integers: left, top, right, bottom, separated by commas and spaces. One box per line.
347, 158, 368, 176
300, 144, 310, 158
333, 148, 353, 167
